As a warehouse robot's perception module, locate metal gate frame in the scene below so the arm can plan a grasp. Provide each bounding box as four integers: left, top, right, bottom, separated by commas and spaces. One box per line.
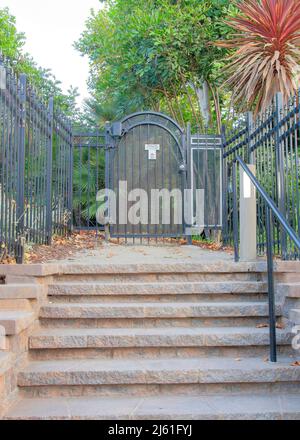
188, 134, 223, 233
72, 130, 106, 232
106, 111, 189, 241
71, 114, 223, 242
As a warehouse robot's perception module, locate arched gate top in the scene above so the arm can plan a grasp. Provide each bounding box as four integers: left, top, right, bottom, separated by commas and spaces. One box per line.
117, 111, 185, 160
121, 111, 184, 135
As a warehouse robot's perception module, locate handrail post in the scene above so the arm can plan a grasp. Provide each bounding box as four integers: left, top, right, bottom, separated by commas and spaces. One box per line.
266, 206, 277, 362
232, 160, 239, 262
239, 163, 257, 261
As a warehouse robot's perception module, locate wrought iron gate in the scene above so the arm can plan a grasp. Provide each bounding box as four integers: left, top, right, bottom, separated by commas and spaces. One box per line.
106, 112, 187, 241
72, 113, 222, 242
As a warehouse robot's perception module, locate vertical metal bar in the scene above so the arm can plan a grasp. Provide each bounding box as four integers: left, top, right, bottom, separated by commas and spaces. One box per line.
266, 206, 277, 362
16, 74, 26, 263
186, 123, 192, 245
68, 123, 73, 233
221, 125, 228, 245
247, 112, 254, 164
232, 160, 239, 262
105, 123, 111, 242
46, 97, 54, 245
275, 92, 287, 258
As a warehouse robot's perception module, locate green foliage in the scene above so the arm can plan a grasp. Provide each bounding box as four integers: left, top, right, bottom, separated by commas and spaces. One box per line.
0, 7, 24, 59
76, 0, 234, 131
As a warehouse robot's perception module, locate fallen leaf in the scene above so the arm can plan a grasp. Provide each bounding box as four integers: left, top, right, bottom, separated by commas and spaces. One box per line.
256, 323, 269, 328
291, 361, 300, 367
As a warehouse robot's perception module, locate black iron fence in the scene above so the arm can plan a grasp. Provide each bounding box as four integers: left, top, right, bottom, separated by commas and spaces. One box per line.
223, 91, 300, 260
0, 56, 72, 262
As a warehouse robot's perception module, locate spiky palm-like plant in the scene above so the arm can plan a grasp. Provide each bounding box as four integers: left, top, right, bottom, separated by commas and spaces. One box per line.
219, 0, 300, 113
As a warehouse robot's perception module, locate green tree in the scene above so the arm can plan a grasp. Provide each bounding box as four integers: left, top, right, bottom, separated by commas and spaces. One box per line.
76, 0, 234, 132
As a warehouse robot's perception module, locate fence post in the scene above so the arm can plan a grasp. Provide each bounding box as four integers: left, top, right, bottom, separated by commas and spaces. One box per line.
275, 92, 287, 258
246, 112, 254, 164
221, 125, 228, 245
16, 74, 26, 263
185, 122, 192, 245
46, 97, 54, 245
68, 121, 73, 234
104, 122, 111, 242
232, 160, 239, 262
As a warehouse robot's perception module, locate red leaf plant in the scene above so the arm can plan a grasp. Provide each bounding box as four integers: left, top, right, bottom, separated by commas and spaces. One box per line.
218, 0, 300, 113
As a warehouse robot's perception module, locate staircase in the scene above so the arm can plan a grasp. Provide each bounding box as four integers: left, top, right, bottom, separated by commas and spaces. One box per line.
3, 263, 300, 420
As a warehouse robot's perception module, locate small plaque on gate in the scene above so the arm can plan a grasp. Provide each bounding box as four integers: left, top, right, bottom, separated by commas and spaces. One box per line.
145, 144, 160, 160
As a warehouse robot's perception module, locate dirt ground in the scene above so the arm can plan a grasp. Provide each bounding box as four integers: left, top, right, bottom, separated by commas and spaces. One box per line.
21, 232, 233, 264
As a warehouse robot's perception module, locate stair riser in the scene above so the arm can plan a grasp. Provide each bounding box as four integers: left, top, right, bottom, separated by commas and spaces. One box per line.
29, 345, 294, 361
54, 273, 262, 283
48, 294, 268, 303
38, 316, 277, 328
18, 382, 300, 399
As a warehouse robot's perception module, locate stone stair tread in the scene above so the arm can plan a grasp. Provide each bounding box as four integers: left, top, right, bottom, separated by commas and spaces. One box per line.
19, 355, 300, 375
49, 281, 267, 295
0, 285, 40, 299
40, 301, 280, 319
29, 326, 291, 349
4, 394, 300, 420
0, 310, 35, 335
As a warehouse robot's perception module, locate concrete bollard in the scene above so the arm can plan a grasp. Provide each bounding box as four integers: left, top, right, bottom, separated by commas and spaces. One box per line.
239, 164, 257, 261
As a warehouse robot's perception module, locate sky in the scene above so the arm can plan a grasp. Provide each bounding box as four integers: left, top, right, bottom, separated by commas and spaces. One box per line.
1, 0, 103, 105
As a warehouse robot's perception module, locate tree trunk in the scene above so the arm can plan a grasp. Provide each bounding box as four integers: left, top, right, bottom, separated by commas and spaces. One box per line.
192, 80, 211, 129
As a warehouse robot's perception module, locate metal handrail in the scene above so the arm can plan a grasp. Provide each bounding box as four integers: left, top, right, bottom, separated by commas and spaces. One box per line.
233, 155, 300, 362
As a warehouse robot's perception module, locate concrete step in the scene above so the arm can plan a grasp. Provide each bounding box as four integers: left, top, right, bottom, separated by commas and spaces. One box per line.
3, 393, 300, 420
0, 285, 40, 300
18, 357, 300, 387
39, 301, 281, 328
48, 281, 267, 297
29, 326, 291, 350
1, 260, 297, 278
39, 302, 280, 320
0, 311, 35, 335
